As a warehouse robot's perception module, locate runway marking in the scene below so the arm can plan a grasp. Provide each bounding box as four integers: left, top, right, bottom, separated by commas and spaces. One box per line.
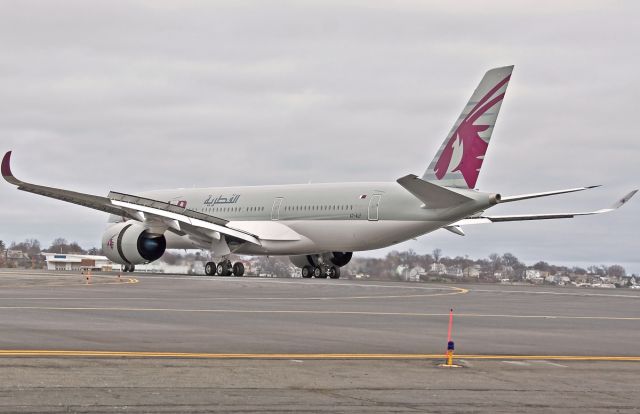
0, 287, 467, 301
471, 288, 640, 299
135, 275, 467, 292
0, 306, 637, 320
530, 360, 568, 368
0, 277, 138, 289
502, 360, 530, 366
0, 350, 638, 361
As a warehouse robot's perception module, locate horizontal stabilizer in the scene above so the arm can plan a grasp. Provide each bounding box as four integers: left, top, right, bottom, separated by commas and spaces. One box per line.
453, 190, 637, 226
499, 185, 601, 203
397, 174, 472, 209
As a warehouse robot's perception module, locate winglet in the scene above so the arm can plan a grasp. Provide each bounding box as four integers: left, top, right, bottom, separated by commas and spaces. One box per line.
610, 189, 638, 210
1, 151, 12, 177
1, 151, 20, 185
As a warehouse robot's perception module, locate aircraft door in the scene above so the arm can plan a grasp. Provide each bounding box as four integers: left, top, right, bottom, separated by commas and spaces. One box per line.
271, 197, 283, 220
367, 194, 382, 221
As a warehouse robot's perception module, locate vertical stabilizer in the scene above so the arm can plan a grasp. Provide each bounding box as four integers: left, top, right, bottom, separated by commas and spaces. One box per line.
423, 66, 513, 189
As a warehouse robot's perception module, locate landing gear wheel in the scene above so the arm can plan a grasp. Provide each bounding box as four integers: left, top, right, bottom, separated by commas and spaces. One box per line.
232, 262, 245, 277
128, 264, 135, 273
301, 266, 313, 278
313, 266, 326, 278
205, 261, 217, 276
217, 261, 232, 276
328, 266, 340, 279
122, 264, 130, 272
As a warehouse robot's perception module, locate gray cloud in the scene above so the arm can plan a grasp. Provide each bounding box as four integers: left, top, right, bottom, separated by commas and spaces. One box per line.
1, 1, 638, 271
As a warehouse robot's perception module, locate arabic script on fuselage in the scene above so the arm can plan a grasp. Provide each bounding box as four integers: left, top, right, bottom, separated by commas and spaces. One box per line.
203, 194, 241, 206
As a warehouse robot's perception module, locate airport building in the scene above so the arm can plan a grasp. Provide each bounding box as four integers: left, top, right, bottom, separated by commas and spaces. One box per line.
43, 253, 116, 272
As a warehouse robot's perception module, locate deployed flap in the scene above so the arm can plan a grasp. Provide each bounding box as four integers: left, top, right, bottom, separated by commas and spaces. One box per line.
397, 174, 472, 208
227, 221, 302, 241
110, 198, 260, 245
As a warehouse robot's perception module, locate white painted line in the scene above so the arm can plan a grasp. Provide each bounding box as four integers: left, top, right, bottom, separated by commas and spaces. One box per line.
502, 361, 530, 366
531, 360, 568, 368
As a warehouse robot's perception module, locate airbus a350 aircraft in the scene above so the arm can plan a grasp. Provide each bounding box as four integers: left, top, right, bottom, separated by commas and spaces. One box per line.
2, 66, 636, 278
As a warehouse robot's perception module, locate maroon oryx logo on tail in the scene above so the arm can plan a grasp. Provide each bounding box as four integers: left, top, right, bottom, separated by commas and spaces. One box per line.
434, 74, 510, 188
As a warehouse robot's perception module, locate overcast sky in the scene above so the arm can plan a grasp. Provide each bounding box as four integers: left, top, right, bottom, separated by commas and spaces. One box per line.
1, 1, 638, 272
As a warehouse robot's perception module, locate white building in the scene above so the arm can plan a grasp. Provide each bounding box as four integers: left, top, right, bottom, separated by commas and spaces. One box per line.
430, 263, 447, 275
43, 253, 116, 272
449, 266, 463, 278
463, 266, 480, 278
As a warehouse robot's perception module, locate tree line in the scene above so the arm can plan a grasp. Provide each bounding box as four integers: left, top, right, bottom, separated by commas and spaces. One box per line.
0, 238, 102, 267
0, 238, 633, 279
345, 249, 633, 280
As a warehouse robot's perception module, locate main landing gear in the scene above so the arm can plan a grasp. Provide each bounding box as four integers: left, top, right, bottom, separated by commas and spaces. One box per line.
122, 264, 135, 272
301, 265, 340, 279
204, 260, 245, 277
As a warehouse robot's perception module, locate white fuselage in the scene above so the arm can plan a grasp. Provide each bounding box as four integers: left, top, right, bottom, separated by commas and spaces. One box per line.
133, 181, 491, 256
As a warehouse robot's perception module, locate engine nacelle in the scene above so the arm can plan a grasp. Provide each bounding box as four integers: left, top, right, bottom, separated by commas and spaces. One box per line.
289, 252, 353, 268
102, 221, 167, 265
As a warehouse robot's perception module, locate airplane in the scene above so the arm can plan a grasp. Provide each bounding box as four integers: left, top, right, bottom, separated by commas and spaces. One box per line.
2, 66, 636, 278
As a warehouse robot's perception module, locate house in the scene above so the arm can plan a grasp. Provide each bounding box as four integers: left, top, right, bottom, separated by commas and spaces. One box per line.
430, 263, 447, 275
463, 266, 480, 278
448, 266, 463, 278
396, 265, 409, 279
397, 264, 425, 282
525, 269, 550, 280
5, 250, 31, 268
408, 266, 426, 282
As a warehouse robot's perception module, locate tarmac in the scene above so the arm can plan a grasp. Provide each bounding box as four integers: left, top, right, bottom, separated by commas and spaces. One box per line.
0, 269, 639, 412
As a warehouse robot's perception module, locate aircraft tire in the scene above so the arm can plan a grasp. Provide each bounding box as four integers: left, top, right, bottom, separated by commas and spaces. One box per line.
301, 266, 313, 278
232, 262, 245, 277
217, 262, 232, 277
128, 265, 135, 272
122, 264, 130, 272
328, 266, 340, 279
313, 266, 326, 278
205, 261, 216, 276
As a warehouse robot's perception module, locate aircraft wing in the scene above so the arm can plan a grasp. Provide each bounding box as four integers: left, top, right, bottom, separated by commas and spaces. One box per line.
452, 190, 637, 226
1, 151, 302, 245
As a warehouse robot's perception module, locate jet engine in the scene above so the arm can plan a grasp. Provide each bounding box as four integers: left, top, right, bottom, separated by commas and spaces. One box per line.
289, 252, 353, 269
101, 221, 166, 265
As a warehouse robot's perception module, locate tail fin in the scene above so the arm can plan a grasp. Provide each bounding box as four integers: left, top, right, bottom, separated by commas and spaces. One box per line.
422, 66, 513, 189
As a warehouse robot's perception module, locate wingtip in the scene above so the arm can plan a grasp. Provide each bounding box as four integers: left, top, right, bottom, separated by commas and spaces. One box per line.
1, 150, 13, 178
611, 189, 638, 209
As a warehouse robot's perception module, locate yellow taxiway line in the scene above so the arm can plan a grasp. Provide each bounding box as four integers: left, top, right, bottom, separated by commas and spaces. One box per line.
0, 306, 638, 321
0, 277, 138, 289
0, 350, 638, 361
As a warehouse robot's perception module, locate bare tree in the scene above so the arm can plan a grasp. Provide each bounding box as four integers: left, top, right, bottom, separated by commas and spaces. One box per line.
488, 253, 502, 272
607, 264, 626, 278
432, 248, 442, 263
